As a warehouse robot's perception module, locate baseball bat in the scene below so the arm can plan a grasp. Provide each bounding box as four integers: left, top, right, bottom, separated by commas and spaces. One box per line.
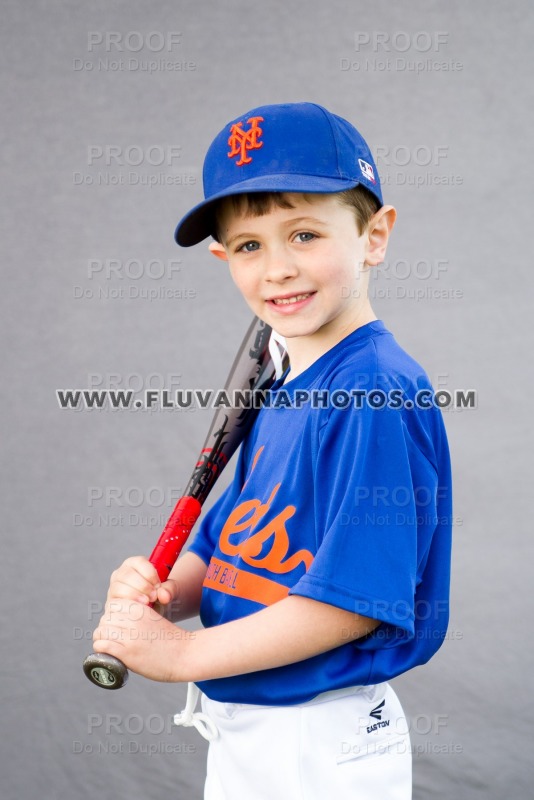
83, 316, 288, 689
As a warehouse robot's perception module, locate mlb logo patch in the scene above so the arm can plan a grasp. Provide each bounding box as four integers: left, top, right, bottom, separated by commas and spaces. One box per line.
358, 158, 376, 183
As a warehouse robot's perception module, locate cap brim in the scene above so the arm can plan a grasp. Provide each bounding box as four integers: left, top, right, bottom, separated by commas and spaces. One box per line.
174, 173, 373, 247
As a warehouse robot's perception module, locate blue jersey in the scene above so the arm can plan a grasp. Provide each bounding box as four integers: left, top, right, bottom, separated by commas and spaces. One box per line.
189, 320, 452, 705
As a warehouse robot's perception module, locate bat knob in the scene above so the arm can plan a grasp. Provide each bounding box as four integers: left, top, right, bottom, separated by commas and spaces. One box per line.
83, 653, 129, 689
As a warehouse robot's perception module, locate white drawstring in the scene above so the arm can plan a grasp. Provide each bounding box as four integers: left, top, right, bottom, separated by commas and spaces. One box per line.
269, 329, 288, 380
173, 682, 219, 741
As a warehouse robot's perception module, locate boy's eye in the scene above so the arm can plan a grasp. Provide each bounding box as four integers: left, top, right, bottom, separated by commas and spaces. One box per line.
237, 241, 260, 253
294, 232, 316, 243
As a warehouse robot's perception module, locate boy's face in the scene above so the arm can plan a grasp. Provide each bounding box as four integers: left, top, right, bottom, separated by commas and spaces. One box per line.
209, 193, 393, 353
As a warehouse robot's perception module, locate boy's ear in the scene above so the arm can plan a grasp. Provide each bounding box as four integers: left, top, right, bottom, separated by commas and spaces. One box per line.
208, 241, 229, 262
365, 205, 396, 267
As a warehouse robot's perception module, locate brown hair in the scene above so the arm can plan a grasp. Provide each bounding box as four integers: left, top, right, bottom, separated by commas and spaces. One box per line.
210, 186, 381, 243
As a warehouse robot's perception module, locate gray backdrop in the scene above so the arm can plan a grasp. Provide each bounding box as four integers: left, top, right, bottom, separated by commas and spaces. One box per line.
2, 1, 532, 798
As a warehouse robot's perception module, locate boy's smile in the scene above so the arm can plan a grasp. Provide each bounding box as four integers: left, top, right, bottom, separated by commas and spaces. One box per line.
209, 193, 395, 378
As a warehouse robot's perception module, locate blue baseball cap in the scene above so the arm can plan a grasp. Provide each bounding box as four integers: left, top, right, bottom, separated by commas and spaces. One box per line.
174, 102, 383, 247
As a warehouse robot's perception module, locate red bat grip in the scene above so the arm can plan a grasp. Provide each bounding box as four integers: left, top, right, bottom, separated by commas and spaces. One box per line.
82, 494, 202, 690
148, 495, 202, 582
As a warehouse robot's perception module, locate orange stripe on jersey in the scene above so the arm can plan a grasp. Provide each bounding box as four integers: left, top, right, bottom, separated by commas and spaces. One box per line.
203, 557, 290, 606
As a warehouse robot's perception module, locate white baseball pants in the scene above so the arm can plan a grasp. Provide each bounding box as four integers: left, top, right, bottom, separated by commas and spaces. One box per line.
200, 682, 412, 799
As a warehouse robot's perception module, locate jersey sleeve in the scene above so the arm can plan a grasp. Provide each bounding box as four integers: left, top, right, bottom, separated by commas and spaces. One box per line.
289, 396, 441, 646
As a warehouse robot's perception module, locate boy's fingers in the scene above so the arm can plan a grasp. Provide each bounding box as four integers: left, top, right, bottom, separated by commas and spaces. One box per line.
108, 572, 158, 603
108, 557, 161, 603
107, 580, 156, 604
156, 579, 179, 605
117, 556, 160, 584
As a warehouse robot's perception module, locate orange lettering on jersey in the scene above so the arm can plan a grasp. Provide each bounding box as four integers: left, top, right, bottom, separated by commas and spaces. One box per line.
219, 481, 314, 574
228, 116, 264, 166
204, 557, 289, 605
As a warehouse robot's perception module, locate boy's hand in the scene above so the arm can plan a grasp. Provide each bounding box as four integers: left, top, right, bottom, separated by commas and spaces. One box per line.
106, 555, 178, 608
90, 554, 207, 682
92, 598, 189, 682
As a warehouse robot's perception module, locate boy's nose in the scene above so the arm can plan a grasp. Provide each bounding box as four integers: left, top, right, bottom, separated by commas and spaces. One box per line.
264, 248, 299, 282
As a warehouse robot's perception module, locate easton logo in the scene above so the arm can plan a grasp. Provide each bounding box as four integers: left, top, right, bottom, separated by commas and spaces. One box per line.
369, 700, 385, 720
367, 699, 390, 733
228, 116, 264, 166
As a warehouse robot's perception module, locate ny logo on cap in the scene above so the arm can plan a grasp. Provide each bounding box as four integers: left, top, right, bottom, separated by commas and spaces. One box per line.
228, 116, 264, 166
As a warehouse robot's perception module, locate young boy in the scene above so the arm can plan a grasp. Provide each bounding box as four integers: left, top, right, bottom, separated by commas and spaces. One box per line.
93, 102, 452, 799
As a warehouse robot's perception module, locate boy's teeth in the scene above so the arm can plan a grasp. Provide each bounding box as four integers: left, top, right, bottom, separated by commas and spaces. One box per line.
273, 293, 311, 305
